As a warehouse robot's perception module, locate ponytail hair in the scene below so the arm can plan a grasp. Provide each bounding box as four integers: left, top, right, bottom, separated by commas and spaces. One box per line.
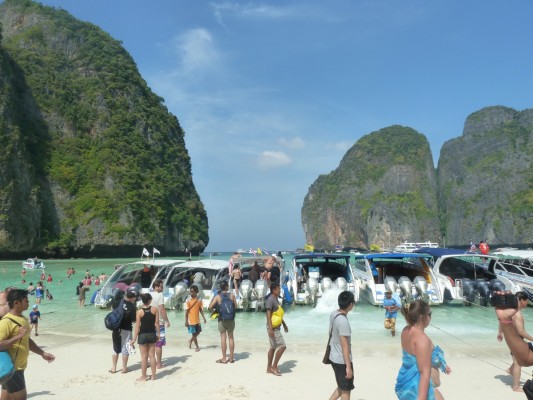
401, 300, 430, 326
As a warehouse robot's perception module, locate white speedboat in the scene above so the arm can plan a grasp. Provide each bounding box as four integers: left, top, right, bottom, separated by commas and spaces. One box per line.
291, 253, 359, 306
22, 258, 45, 270
93, 259, 185, 308
492, 249, 533, 303
155, 259, 228, 310
212, 256, 286, 311
394, 241, 439, 253
352, 253, 441, 306
415, 248, 520, 306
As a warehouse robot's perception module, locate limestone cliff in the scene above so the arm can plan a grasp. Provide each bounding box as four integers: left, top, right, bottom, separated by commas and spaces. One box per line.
438, 106, 533, 246
0, 0, 208, 257
302, 125, 439, 250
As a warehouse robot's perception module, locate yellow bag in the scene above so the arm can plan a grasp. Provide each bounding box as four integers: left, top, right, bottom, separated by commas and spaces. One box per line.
271, 306, 284, 328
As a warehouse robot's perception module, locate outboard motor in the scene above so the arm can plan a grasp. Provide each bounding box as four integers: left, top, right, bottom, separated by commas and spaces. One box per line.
173, 281, 189, 309
254, 279, 267, 311
384, 277, 398, 294
308, 277, 319, 306
398, 276, 413, 300
474, 279, 491, 306
413, 276, 429, 300
321, 277, 333, 293
335, 277, 348, 292
239, 279, 253, 310
461, 278, 475, 306
489, 279, 505, 292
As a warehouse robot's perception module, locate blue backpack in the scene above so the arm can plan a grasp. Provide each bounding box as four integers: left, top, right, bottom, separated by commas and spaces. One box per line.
104, 299, 125, 330
219, 293, 235, 321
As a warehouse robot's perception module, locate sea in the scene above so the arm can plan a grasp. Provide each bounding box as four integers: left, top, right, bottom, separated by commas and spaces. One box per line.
2, 253, 531, 375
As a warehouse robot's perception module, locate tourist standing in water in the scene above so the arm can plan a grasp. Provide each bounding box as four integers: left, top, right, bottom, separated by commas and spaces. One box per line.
209, 280, 236, 364
327, 290, 355, 399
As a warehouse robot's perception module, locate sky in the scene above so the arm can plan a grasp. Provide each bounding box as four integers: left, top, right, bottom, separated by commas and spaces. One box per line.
9, 0, 533, 252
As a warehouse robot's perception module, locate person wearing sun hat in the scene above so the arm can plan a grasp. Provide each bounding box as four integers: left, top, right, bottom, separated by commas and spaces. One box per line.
383, 290, 400, 337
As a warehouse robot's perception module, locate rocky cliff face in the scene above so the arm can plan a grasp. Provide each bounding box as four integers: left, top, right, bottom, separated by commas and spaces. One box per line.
0, 0, 208, 257
439, 106, 533, 246
302, 126, 439, 250
302, 107, 533, 250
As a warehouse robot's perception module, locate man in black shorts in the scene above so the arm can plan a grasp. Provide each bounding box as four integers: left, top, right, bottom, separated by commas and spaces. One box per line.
0, 289, 55, 399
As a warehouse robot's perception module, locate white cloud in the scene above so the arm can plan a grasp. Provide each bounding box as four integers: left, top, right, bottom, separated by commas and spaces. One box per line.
174, 28, 219, 74
257, 151, 292, 169
278, 136, 305, 149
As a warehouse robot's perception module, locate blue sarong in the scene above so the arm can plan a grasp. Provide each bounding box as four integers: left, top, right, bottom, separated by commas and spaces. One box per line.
395, 350, 435, 399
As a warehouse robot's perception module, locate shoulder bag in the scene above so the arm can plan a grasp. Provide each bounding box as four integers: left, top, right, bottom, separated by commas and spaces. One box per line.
0, 317, 23, 384
322, 312, 344, 365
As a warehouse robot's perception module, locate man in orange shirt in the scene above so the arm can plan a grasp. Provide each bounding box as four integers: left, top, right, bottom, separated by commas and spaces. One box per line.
185, 285, 206, 351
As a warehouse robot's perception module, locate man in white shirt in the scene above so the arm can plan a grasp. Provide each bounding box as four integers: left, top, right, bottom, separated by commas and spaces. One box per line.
152, 280, 170, 368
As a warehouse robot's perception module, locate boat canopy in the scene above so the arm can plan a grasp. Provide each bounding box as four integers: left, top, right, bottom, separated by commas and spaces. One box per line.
361, 253, 430, 260
414, 248, 478, 257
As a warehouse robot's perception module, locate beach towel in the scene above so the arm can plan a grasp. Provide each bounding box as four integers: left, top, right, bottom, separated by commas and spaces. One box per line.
395, 350, 435, 400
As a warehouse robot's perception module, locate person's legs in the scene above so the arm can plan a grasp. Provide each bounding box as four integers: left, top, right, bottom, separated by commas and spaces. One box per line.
121, 354, 129, 373
267, 348, 275, 373
137, 344, 148, 381
2, 389, 28, 400
220, 331, 227, 361
272, 346, 286, 372
155, 346, 163, 368
148, 344, 156, 380
228, 331, 235, 361
34, 323, 38, 336
511, 355, 523, 391
192, 332, 200, 350
155, 325, 166, 368
111, 354, 119, 372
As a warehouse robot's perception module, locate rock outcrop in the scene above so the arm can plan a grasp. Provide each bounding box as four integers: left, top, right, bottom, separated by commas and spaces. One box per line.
0, 0, 208, 257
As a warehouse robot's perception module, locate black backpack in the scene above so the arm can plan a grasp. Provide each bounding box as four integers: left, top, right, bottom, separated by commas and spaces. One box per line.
104, 299, 125, 330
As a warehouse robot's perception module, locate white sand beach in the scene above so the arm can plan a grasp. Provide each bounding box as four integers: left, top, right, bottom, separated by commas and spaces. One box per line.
25, 324, 527, 400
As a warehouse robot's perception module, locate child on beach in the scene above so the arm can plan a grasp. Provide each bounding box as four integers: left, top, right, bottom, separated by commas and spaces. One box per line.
30, 304, 41, 336
185, 285, 206, 351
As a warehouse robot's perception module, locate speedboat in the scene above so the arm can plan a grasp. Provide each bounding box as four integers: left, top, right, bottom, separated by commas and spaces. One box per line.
415, 248, 520, 306
154, 259, 228, 310
212, 256, 286, 311
93, 259, 185, 308
22, 258, 45, 270
394, 241, 439, 253
492, 249, 533, 302
352, 253, 441, 306
291, 253, 359, 306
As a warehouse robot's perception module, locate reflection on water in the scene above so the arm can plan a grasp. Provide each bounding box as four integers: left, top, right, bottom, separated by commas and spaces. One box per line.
1, 255, 530, 355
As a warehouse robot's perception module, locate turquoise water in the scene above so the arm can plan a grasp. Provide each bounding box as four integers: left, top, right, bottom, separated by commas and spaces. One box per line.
1, 255, 531, 359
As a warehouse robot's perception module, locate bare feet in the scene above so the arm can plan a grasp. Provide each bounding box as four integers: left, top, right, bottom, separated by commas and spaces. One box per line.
150, 375, 156, 381
188, 339, 192, 349
156, 364, 166, 369
513, 386, 524, 392
136, 376, 147, 382
195, 347, 200, 352
506, 368, 511, 375
392, 330, 396, 337
267, 367, 281, 376
121, 368, 130, 374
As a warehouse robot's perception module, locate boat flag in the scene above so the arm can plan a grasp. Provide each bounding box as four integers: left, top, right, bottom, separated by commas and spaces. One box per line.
263, 248, 270, 255
250, 248, 257, 256
142, 248, 150, 257
257, 247, 263, 255
153, 247, 160, 255
469, 242, 477, 252
304, 244, 314, 252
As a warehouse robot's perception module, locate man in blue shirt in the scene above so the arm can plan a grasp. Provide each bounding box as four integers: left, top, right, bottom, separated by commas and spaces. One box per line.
383, 290, 400, 336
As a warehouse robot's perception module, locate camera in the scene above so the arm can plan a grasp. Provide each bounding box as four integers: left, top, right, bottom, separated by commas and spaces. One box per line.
490, 293, 518, 308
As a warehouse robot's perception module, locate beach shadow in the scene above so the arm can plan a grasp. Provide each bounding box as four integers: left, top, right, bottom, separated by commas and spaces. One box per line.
494, 373, 513, 387
278, 359, 297, 374
28, 391, 52, 398
161, 355, 190, 366
233, 351, 251, 361
156, 366, 180, 378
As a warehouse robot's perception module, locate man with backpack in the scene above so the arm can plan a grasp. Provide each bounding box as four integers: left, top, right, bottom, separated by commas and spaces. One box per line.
109, 288, 137, 374
209, 281, 237, 364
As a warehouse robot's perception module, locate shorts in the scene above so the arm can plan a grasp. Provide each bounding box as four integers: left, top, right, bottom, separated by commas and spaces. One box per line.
218, 320, 235, 334
331, 361, 355, 391
268, 328, 286, 349
384, 317, 396, 331
155, 325, 166, 348
1, 370, 26, 393
112, 329, 121, 354
120, 329, 132, 355
188, 324, 202, 334
529, 342, 533, 352
138, 332, 157, 345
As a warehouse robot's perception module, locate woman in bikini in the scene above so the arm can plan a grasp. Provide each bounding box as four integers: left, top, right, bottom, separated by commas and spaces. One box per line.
130, 293, 159, 381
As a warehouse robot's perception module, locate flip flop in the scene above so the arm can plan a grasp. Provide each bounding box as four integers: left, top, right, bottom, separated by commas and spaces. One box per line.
121, 368, 130, 374
215, 359, 227, 364
270, 368, 281, 376
108, 369, 117, 374
229, 359, 235, 363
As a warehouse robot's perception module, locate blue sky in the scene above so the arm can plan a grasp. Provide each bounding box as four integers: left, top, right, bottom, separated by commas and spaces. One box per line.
17, 0, 533, 251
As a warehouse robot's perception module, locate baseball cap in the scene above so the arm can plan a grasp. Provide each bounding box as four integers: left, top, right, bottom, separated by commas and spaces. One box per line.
126, 288, 138, 299
32, 304, 38, 309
